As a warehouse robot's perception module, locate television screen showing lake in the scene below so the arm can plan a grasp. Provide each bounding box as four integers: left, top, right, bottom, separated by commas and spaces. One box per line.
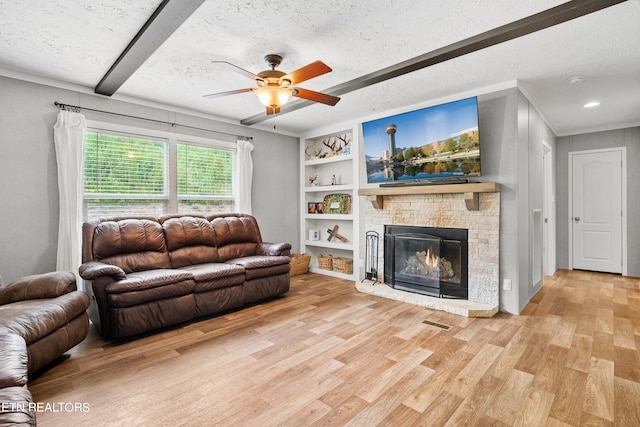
362, 96, 481, 184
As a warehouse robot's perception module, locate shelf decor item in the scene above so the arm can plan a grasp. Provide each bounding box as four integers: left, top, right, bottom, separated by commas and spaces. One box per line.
290, 253, 311, 276
326, 225, 347, 242
321, 134, 351, 157
323, 193, 351, 214
317, 254, 333, 270
333, 257, 353, 274
305, 144, 323, 160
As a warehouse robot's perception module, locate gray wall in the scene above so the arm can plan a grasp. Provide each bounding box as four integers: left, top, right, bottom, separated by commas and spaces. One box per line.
476, 88, 557, 314
556, 127, 640, 277
476, 88, 519, 313
0, 76, 299, 283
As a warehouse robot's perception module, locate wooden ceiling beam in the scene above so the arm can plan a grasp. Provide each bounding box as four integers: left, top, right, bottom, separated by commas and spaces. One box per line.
241, 0, 627, 126
95, 0, 205, 96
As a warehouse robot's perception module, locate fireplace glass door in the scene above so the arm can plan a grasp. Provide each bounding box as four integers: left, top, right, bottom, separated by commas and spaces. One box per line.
384, 225, 468, 299
394, 233, 442, 296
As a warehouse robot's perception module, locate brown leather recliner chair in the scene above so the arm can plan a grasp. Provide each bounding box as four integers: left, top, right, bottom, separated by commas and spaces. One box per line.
0, 271, 90, 426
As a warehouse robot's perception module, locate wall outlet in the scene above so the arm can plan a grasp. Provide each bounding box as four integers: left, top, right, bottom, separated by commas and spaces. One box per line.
503, 279, 512, 291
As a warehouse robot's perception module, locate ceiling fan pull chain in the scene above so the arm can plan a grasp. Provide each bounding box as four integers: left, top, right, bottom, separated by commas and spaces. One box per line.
272, 108, 277, 130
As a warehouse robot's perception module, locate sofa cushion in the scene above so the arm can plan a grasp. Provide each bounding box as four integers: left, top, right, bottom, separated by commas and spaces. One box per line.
178, 263, 245, 292
0, 292, 90, 345
163, 216, 219, 267
92, 219, 171, 273
226, 255, 291, 280
211, 216, 260, 261
105, 270, 195, 308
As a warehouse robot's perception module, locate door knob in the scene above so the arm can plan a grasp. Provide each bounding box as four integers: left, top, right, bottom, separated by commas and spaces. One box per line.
574, 217, 580, 222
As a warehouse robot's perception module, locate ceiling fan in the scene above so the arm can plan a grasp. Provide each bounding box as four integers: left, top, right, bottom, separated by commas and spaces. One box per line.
203, 54, 340, 115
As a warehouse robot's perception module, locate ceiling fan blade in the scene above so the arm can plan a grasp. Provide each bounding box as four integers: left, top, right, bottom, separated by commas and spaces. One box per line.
292, 87, 340, 106
266, 106, 280, 115
203, 88, 254, 99
211, 61, 262, 81
282, 61, 332, 85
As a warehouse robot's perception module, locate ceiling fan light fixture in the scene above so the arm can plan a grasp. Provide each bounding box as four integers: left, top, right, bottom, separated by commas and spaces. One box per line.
255, 86, 291, 108
205, 54, 339, 113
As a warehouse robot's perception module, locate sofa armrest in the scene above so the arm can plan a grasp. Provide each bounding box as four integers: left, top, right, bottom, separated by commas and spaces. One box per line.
79, 262, 126, 281
0, 333, 28, 389
0, 271, 77, 305
257, 242, 292, 257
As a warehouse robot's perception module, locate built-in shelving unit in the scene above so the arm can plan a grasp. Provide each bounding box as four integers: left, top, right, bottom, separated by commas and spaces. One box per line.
300, 128, 358, 280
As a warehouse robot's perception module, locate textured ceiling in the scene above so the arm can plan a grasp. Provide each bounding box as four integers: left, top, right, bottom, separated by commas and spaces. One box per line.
1, 0, 639, 136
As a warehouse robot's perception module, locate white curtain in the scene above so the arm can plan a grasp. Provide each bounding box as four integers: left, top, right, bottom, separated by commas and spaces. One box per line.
53, 110, 87, 280
237, 137, 254, 214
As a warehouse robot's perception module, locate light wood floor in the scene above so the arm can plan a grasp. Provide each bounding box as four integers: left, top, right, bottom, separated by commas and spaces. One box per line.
29, 269, 640, 426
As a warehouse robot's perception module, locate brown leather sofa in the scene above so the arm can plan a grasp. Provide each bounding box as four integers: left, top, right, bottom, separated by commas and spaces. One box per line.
80, 213, 291, 339
0, 271, 90, 426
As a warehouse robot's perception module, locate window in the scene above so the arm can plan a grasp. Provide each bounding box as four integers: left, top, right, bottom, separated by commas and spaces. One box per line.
83, 124, 236, 220
84, 131, 168, 218
177, 142, 234, 214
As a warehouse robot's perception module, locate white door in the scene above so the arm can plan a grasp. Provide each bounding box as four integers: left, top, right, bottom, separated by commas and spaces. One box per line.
570, 149, 623, 273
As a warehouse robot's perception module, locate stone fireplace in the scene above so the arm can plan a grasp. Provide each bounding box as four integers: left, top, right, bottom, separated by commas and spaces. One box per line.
359, 187, 500, 316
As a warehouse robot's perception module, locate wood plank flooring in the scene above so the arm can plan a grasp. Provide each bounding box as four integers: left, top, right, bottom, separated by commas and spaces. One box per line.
29, 269, 640, 426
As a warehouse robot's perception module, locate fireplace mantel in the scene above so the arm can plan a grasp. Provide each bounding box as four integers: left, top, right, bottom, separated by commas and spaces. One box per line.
358, 182, 499, 210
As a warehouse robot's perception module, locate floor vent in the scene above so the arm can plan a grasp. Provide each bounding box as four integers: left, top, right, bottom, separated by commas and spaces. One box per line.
422, 320, 452, 331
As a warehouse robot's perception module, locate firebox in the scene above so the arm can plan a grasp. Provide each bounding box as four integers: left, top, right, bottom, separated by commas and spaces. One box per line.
384, 225, 468, 299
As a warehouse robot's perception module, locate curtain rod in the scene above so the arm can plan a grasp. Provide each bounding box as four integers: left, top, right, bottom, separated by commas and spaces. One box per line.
53, 102, 252, 140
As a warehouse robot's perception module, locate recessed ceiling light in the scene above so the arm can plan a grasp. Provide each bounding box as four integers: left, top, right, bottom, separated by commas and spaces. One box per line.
583, 102, 600, 108
568, 76, 584, 85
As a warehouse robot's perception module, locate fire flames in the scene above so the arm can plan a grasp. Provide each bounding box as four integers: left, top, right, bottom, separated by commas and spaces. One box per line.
399, 248, 458, 284
424, 247, 439, 269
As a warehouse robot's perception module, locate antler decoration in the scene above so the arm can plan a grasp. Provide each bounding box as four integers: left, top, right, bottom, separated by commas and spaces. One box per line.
322, 138, 337, 156
307, 135, 351, 160
322, 135, 351, 157
336, 134, 350, 152
305, 144, 323, 160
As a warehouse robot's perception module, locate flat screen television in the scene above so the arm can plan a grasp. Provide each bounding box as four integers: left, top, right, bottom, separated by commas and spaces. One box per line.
362, 96, 481, 185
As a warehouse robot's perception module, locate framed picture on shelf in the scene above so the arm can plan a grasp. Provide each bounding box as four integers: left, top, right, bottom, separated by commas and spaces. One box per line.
315, 202, 324, 214
308, 202, 316, 214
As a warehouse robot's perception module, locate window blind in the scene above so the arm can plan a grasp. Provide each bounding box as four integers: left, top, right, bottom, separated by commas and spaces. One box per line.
177, 143, 234, 214
84, 131, 168, 219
